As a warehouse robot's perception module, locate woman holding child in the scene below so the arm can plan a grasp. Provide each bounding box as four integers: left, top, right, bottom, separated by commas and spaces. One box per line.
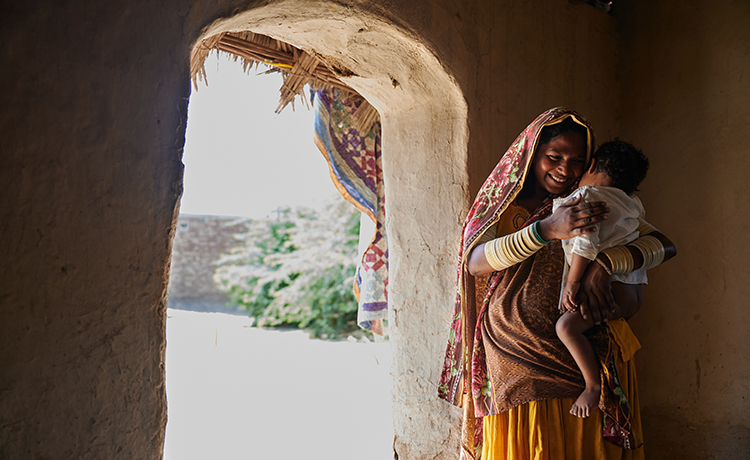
437, 107, 676, 460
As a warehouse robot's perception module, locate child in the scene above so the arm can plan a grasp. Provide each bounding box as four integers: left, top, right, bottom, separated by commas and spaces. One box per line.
553, 140, 650, 418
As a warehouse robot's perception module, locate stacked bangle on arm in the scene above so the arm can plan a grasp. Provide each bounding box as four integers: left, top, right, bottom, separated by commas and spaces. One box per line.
636, 218, 659, 236
531, 221, 552, 245
599, 245, 634, 275
484, 222, 550, 271
597, 233, 666, 275
629, 235, 665, 270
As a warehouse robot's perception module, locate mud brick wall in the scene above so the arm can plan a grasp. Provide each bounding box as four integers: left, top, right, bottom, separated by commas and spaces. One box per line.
167, 215, 246, 310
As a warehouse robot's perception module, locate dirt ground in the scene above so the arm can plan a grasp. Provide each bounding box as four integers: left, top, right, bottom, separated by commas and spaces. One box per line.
163, 309, 394, 460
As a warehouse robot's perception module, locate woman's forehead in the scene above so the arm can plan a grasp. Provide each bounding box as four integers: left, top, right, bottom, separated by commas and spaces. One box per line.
547, 131, 587, 153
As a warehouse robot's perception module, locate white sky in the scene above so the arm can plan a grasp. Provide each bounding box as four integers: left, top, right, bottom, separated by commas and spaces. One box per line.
179, 54, 340, 219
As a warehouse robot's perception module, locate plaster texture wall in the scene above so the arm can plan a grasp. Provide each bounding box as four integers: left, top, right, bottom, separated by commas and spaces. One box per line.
618, 1, 750, 458
0, 2, 188, 458
1, 0, 747, 459
458, 1, 621, 195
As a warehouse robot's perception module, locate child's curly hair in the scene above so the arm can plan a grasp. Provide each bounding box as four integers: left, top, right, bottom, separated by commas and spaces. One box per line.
593, 139, 649, 195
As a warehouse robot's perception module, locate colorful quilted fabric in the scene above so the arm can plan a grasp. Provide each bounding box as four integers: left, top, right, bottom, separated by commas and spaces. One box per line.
313, 89, 388, 335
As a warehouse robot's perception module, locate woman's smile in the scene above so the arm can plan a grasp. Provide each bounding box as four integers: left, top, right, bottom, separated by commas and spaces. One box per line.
544, 169, 575, 191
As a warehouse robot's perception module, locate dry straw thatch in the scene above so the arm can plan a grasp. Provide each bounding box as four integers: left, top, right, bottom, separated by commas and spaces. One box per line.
190, 31, 380, 133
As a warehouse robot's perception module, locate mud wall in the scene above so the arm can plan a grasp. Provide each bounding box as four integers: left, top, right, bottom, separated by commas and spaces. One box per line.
619, 1, 750, 458
1, 0, 746, 459
0, 1, 188, 458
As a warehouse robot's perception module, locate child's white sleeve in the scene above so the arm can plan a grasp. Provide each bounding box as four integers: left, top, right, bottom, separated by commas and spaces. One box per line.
571, 229, 600, 260
570, 188, 601, 260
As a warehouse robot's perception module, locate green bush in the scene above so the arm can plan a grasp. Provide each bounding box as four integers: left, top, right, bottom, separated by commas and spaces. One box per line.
298, 264, 359, 338
214, 197, 363, 339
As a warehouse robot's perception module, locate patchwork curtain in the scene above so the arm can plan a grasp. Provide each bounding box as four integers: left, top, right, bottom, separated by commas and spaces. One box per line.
313, 89, 389, 336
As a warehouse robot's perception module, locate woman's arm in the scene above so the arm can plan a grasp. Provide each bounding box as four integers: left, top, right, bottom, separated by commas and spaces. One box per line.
595, 231, 677, 273
468, 222, 547, 276
467, 242, 495, 276
467, 195, 609, 277
578, 225, 677, 324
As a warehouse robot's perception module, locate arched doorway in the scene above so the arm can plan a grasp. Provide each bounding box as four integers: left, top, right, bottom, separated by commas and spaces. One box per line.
184, 2, 469, 457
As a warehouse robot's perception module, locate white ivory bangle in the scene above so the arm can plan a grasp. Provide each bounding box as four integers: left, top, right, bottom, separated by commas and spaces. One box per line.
483, 226, 545, 271
629, 235, 665, 270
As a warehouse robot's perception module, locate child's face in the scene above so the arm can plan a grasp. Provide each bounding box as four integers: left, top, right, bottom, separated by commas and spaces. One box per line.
578, 161, 614, 188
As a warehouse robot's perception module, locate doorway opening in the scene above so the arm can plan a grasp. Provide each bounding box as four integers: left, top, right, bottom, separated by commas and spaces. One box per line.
167, 3, 470, 457
165, 39, 393, 459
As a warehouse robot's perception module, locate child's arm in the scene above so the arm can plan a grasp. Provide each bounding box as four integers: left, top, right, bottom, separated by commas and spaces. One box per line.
562, 252, 591, 312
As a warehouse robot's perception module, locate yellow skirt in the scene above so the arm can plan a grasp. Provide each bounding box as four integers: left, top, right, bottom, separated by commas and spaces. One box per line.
481, 319, 644, 460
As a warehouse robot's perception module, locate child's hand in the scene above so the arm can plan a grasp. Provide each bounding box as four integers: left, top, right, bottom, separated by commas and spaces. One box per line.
562, 281, 581, 312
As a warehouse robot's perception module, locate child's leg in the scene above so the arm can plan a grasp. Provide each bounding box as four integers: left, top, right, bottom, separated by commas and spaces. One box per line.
556, 282, 641, 417
556, 311, 600, 418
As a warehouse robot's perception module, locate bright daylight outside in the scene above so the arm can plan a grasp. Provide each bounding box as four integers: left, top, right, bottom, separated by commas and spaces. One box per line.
163, 53, 392, 460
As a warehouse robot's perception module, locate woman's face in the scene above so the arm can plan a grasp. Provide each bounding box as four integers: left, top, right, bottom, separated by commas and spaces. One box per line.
532, 131, 586, 196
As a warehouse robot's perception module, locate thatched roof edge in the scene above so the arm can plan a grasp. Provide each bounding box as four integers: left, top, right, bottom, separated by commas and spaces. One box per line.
190, 32, 380, 133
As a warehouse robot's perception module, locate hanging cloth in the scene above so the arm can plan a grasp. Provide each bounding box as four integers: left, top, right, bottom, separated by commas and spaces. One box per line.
313, 89, 389, 336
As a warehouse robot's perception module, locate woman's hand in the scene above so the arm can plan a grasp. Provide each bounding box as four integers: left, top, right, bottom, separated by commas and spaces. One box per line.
577, 261, 615, 325
537, 195, 609, 241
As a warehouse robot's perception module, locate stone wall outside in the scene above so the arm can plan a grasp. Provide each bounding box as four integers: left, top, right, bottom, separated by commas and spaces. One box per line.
168, 215, 246, 314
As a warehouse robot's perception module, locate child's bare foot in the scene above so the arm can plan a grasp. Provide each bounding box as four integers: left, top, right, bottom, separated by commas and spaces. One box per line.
570, 387, 601, 418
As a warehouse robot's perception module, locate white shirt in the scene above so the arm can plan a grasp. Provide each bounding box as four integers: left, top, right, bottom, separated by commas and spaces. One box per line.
553, 186, 647, 285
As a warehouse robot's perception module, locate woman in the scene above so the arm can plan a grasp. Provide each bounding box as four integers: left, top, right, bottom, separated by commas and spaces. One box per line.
438, 108, 675, 460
